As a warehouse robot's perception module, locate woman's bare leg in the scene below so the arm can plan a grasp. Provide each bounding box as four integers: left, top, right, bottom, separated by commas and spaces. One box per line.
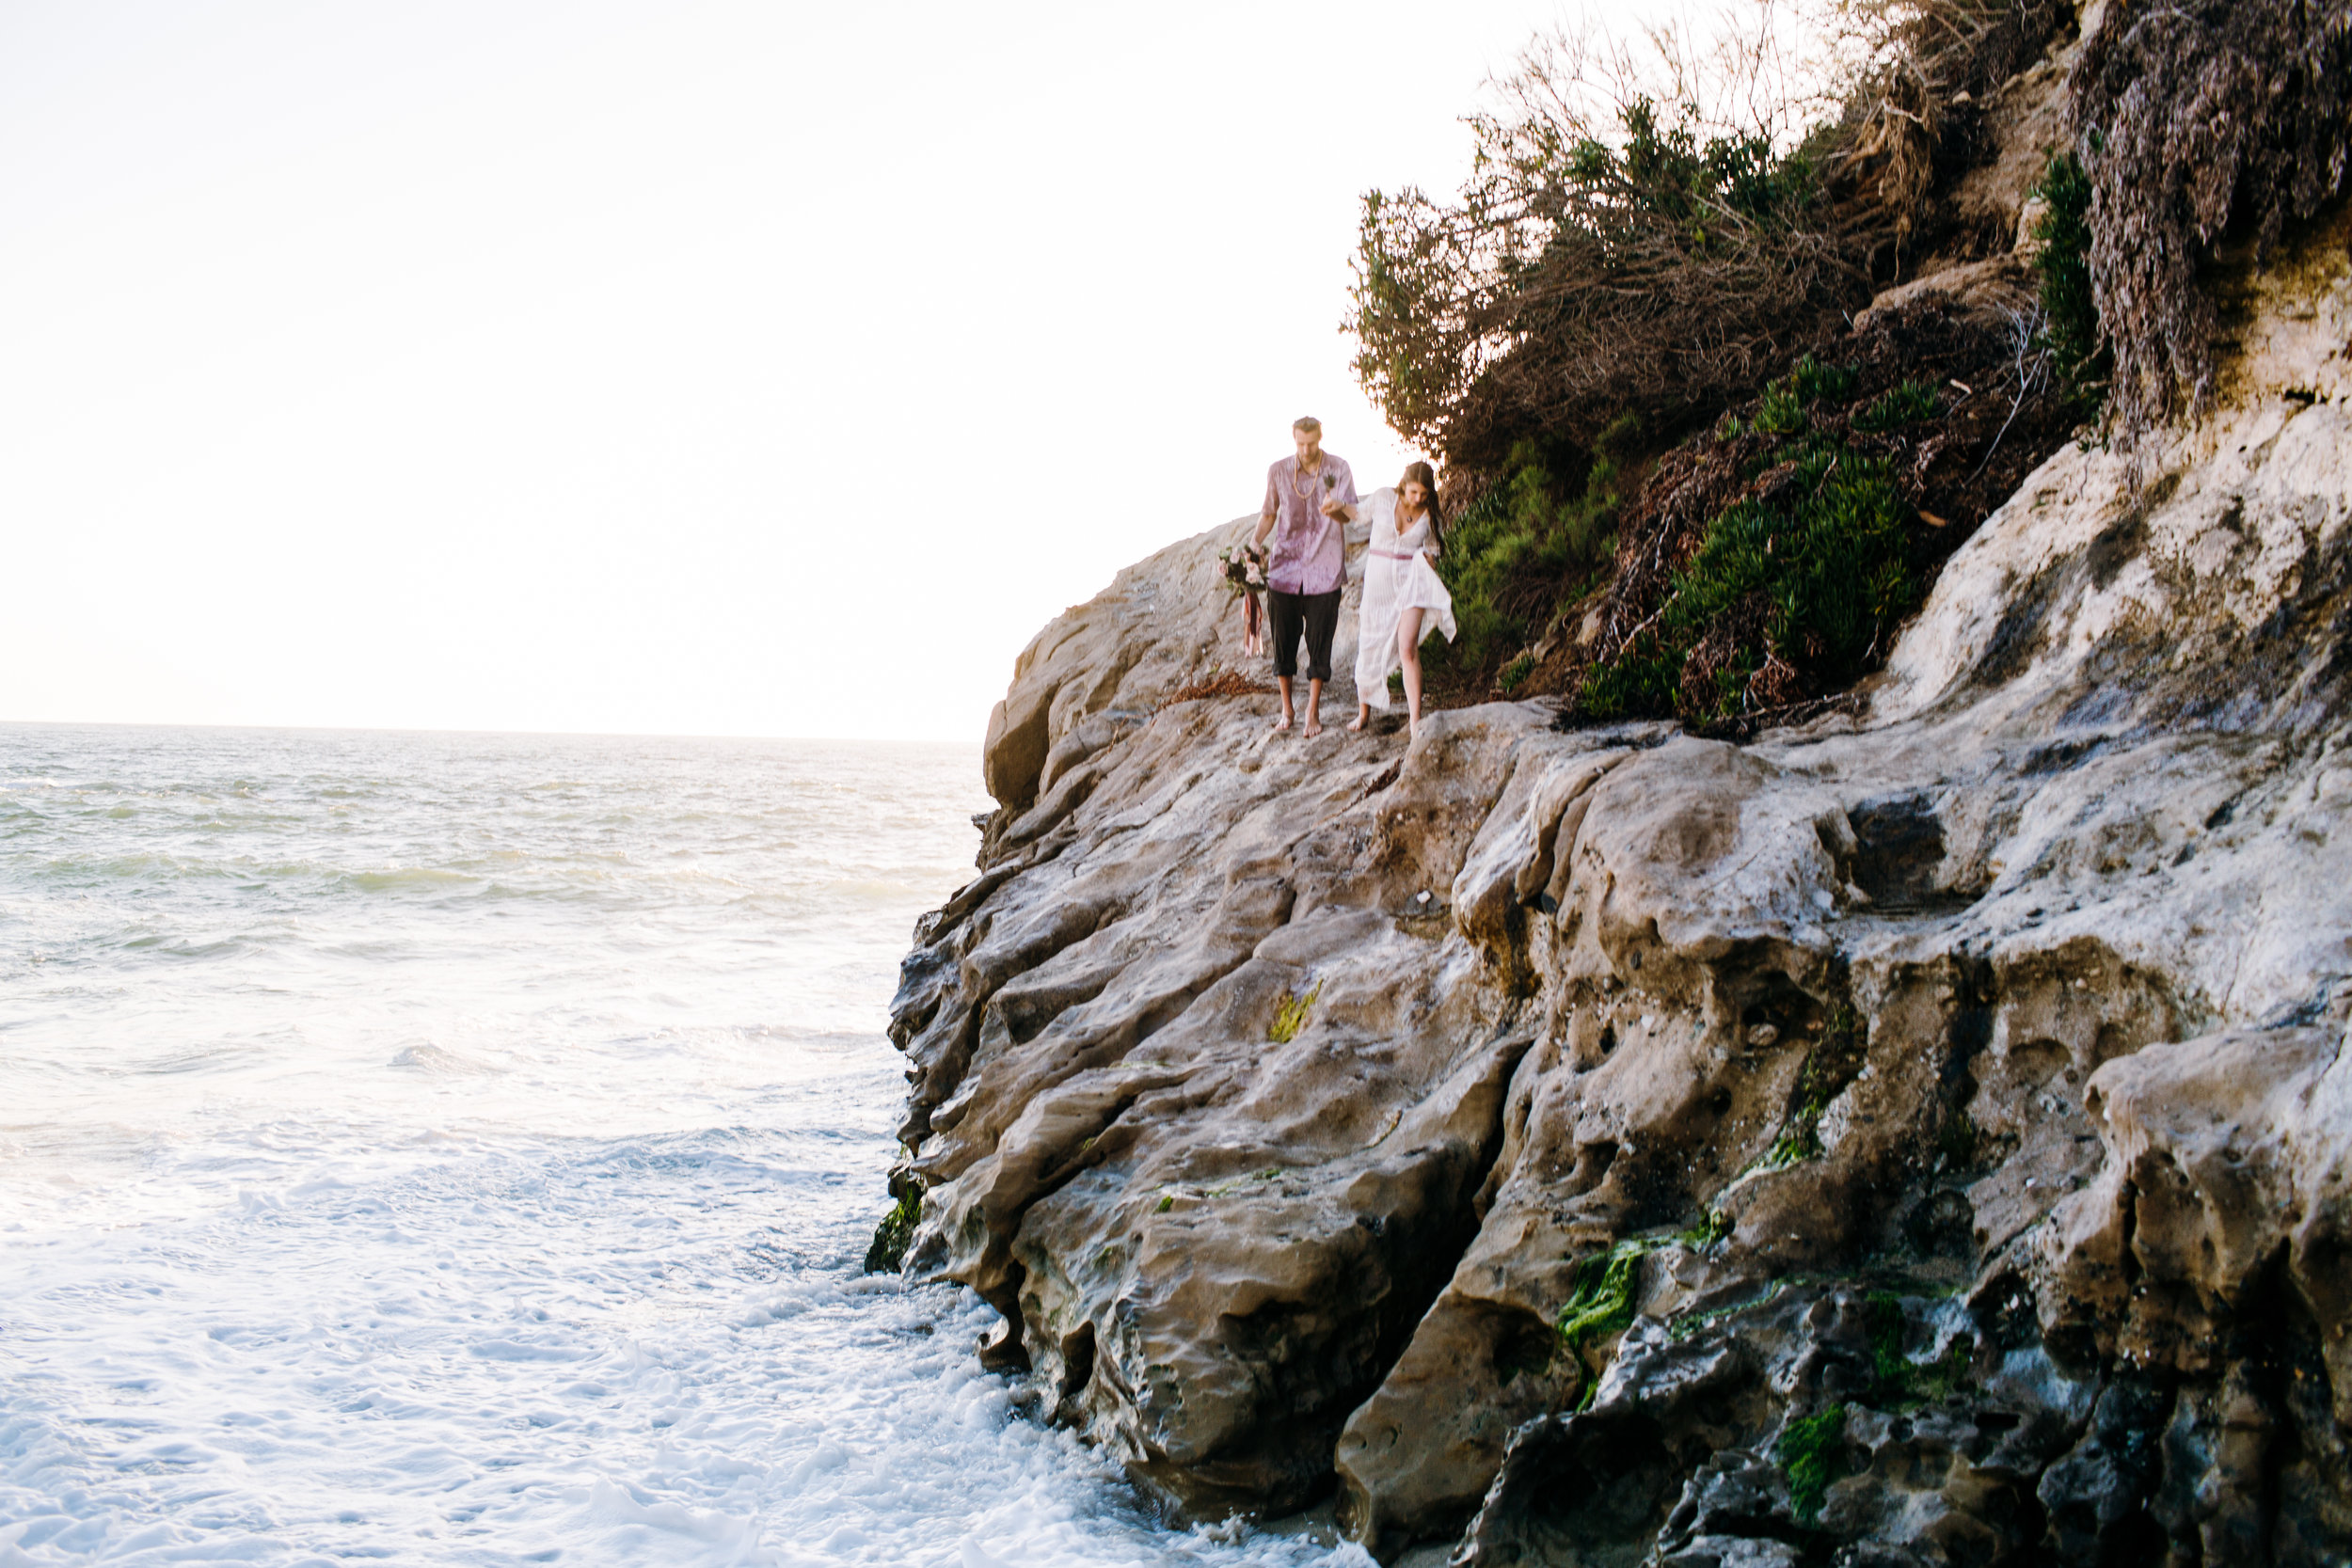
1347, 702, 1370, 731
1398, 609, 1426, 738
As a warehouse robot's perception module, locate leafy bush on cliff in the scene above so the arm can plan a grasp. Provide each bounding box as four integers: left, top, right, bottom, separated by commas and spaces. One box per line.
1560, 294, 2086, 729
1348, 1, 2072, 704
1577, 362, 1918, 724
2029, 151, 2105, 410
1349, 60, 1860, 471
1348, 1, 2063, 475
1427, 419, 1634, 673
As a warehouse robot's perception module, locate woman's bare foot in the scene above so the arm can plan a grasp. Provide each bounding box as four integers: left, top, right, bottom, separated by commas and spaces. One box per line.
1346, 707, 1368, 732
1407, 720, 1422, 744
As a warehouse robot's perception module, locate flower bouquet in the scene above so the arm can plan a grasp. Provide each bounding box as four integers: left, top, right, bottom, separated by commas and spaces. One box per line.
1216, 545, 1269, 657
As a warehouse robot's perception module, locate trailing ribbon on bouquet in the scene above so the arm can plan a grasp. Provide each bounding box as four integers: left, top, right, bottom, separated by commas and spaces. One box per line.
1216, 545, 1268, 639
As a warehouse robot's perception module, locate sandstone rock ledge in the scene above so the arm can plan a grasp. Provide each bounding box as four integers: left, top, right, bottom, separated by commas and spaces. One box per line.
887, 225, 2352, 1565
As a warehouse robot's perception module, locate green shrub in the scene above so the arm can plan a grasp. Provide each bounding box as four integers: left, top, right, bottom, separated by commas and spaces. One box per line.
1576, 429, 1915, 725
1722, 356, 1855, 438
1788, 354, 1857, 404
2030, 151, 2105, 412
1852, 379, 1940, 433
1499, 653, 1536, 694
1349, 65, 1864, 466
1753, 384, 1807, 436
1432, 438, 1623, 674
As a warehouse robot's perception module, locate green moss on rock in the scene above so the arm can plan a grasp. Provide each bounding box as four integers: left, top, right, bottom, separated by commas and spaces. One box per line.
863, 1190, 920, 1275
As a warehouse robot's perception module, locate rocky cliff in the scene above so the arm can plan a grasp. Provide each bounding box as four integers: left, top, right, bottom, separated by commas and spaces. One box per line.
882, 122, 2352, 1568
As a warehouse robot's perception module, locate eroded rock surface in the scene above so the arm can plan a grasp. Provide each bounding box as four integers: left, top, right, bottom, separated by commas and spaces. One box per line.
884, 174, 2352, 1568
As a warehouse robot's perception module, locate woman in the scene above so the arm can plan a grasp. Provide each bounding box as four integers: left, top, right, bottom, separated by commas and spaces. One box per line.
1348, 461, 1456, 740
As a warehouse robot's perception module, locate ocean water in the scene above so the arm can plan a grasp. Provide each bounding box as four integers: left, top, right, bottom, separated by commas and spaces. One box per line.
0, 725, 1360, 1568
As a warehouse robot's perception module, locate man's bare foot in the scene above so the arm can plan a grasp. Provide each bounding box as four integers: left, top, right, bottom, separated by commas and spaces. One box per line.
1272, 711, 1294, 732
1302, 718, 1323, 738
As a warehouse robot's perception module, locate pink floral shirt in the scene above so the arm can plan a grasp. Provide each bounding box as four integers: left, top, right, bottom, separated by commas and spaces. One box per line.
1261, 452, 1358, 595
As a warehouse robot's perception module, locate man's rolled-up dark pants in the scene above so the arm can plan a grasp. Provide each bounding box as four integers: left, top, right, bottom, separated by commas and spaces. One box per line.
1266, 587, 1343, 682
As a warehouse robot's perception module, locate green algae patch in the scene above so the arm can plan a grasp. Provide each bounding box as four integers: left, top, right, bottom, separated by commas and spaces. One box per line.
1744, 1000, 1867, 1176
1679, 1208, 1730, 1251
1776, 1403, 1851, 1525
1557, 1216, 1725, 1354
1867, 1291, 1976, 1408
864, 1190, 920, 1275
1558, 1240, 1651, 1353
1667, 1278, 1788, 1340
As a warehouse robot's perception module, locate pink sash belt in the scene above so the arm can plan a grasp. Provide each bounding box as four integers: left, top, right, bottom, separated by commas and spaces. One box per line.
1372, 549, 1418, 560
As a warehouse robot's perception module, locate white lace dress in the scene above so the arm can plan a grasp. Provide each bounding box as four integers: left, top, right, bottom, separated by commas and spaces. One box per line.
1353, 490, 1457, 710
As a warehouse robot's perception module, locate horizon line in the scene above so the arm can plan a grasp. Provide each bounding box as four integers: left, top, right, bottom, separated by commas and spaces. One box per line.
0, 716, 983, 748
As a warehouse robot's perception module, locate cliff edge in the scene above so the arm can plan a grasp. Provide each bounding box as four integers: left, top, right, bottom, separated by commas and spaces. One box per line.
884, 133, 2352, 1568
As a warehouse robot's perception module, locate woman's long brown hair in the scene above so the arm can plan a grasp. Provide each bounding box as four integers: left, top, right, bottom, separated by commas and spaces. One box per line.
1397, 461, 1443, 546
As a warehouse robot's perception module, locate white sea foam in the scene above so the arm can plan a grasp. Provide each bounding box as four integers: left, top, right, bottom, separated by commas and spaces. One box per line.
0, 725, 1365, 1567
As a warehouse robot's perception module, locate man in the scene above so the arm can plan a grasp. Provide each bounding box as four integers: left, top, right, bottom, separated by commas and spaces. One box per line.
1254, 416, 1358, 736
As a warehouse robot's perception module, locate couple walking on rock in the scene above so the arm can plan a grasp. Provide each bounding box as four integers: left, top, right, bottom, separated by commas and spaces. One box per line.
1254, 416, 1455, 739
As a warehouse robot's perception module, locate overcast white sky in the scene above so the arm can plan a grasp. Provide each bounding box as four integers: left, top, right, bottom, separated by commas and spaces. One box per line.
1, 1, 1651, 741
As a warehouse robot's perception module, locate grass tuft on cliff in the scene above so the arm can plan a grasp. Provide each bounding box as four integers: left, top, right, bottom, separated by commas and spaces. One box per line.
1267, 983, 1321, 1045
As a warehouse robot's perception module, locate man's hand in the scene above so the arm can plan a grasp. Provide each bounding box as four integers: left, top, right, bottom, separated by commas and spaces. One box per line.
1319, 499, 1354, 521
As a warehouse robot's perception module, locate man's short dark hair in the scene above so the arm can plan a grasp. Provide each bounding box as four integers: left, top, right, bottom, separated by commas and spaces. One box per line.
1293, 417, 1322, 435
